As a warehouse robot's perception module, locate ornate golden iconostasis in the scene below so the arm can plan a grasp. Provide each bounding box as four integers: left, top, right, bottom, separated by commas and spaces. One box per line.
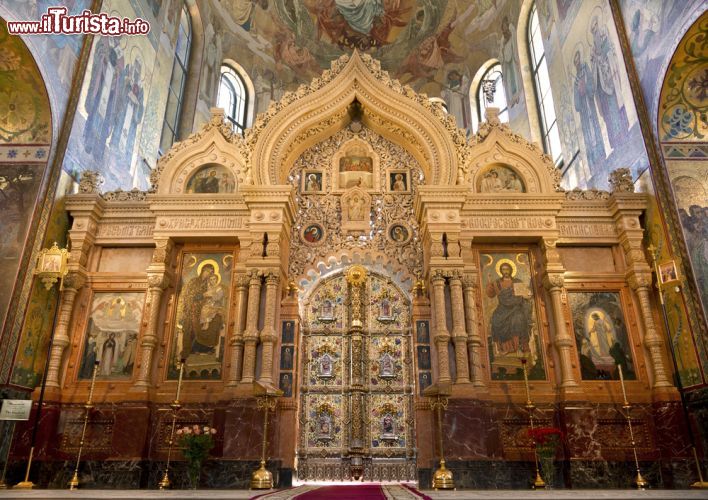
10, 52, 688, 489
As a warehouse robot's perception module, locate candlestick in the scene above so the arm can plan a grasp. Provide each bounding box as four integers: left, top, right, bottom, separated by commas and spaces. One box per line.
175, 359, 185, 403
68, 360, 100, 490
159, 359, 186, 490
521, 358, 532, 407
251, 396, 278, 489
617, 364, 628, 405
522, 359, 545, 489
430, 396, 454, 490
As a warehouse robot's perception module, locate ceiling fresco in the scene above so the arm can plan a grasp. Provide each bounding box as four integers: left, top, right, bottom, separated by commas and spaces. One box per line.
213, 0, 513, 95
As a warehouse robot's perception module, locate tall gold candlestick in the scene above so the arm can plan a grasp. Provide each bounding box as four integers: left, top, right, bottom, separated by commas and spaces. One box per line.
522, 359, 545, 490
251, 396, 277, 489
68, 360, 100, 490
159, 359, 185, 490
430, 396, 453, 490
617, 364, 647, 489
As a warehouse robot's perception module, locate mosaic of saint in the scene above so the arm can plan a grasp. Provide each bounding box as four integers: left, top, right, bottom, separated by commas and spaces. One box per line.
339, 154, 373, 189
169, 252, 233, 379
186, 165, 236, 193
79, 292, 144, 380
569, 291, 636, 380
480, 252, 545, 380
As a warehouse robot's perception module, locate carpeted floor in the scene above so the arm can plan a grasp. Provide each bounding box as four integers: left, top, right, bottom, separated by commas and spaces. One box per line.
252, 484, 431, 500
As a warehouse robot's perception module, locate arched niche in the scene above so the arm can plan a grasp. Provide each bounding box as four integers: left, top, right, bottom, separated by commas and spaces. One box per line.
152, 108, 249, 195
331, 137, 380, 192
467, 108, 561, 194
249, 51, 466, 187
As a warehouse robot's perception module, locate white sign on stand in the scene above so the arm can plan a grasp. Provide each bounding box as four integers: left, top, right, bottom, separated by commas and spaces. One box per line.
0, 400, 32, 421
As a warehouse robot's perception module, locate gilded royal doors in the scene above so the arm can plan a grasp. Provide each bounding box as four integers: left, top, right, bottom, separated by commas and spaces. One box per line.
297, 268, 416, 482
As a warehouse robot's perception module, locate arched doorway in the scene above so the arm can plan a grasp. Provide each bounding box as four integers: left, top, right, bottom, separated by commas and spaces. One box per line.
296, 265, 416, 482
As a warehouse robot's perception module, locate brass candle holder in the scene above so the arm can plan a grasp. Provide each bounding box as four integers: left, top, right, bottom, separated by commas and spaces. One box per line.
68, 360, 100, 490
251, 395, 277, 489
430, 395, 454, 490
617, 364, 648, 490
522, 359, 545, 490
159, 359, 185, 490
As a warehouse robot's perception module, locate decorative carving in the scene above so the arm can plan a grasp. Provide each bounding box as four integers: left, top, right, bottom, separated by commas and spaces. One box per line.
78, 170, 104, 194
102, 188, 148, 202
609, 168, 635, 193
340, 187, 371, 234
565, 188, 611, 200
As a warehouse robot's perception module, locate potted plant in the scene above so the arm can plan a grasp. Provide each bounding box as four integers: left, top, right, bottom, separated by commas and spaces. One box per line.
176, 424, 217, 488
528, 426, 563, 488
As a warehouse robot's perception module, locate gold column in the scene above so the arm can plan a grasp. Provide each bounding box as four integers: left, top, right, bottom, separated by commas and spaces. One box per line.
258, 270, 280, 387
628, 273, 672, 388
449, 270, 470, 384
346, 265, 367, 479
45, 272, 85, 388
227, 274, 250, 386
541, 238, 580, 393
134, 274, 169, 388
430, 270, 451, 384
462, 275, 486, 388
542, 273, 580, 392
241, 269, 262, 384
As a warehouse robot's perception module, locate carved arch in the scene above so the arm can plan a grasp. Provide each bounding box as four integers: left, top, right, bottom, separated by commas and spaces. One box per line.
153, 108, 249, 195
248, 51, 465, 187
467, 109, 561, 194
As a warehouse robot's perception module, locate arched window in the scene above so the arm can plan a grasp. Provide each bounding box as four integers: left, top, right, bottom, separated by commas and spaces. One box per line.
528, 3, 562, 165
160, 4, 192, 153
472, 63, 509, 132
217, 65, 248, 135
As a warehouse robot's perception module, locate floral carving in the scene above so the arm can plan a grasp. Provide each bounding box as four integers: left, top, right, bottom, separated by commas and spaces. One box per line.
78, 170, 104, 194
608, 168, 635, 193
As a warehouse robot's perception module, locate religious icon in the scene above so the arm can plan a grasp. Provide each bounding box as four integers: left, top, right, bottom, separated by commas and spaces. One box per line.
381, 414, 397, 440
316, 412, 333, 440
419, 372, 431, 395
280, 346, 294, 370
318, 299, 335, 322
282, 321, 295, 344
40, 253, 62, 273
339, 153, 373, 190
417, 346, 431, 370
379, 352, 395, 379
389, 171, 408, 192
302, 224, 324, 244
303, 171, 323, 193
79, 292, 144, 380
479, 165, 525, 193
658, 261, 679, 286
377, 296, 394, 322
279, 373, 293, 397
480, 252, 545, 380
569, 291, 635, 381
318, 353, 334, 378
170, 253, 233, 379
388, 224, 409, 244
416, 321, 430, 343
186, 165, 236, 193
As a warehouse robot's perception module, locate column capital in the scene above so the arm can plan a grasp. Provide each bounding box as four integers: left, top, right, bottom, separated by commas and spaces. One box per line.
430, 269, 447, 283
627, 272, 652, 291
543, 273, 565, 291
62, 271, 86, 291
147, 273, 170, 290
234, 274, 251, 288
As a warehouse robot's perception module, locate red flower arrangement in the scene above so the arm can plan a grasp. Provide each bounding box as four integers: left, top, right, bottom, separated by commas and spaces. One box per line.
528, 426, 564, 446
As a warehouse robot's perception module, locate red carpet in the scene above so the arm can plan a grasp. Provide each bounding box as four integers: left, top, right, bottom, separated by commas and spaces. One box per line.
296, 484, 388, 499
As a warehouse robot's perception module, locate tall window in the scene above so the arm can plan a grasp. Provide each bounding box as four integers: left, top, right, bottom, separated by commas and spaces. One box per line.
160, 5, 192, 153
528, 4, 562, 165
474, 63, 508, 131
217, 65, 248, 135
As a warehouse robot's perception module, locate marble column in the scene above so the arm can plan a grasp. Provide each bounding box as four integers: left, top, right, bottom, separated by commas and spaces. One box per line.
45, 272, 85, 388
227, 274, 250, 386
542, 273, 580, 391
133, 273, 169, 387
449, 270, 470, 384
629, 273, 672, 388
241, 269, 262, 384
431, 269, 451, 384
462, 275, 486, 388
258, 269, 280, 386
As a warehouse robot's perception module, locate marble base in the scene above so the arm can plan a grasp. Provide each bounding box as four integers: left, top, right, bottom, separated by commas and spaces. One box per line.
2, 460, 282, 489
418, 458, 706, 489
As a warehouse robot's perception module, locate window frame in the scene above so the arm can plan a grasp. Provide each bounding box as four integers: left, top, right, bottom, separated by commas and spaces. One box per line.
217, 65, 249, 135
476, 63, 509, 126
528, 3, 563, 166
160, 4, 192, 154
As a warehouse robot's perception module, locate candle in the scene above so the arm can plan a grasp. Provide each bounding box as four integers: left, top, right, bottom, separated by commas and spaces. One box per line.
87, 361, 99, 405
175, 360, 185, 403
521, 359, 531, 405
617, 364, 628, 405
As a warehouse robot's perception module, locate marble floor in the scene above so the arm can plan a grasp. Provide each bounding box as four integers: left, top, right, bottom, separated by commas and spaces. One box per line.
0, 488, 707, 500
